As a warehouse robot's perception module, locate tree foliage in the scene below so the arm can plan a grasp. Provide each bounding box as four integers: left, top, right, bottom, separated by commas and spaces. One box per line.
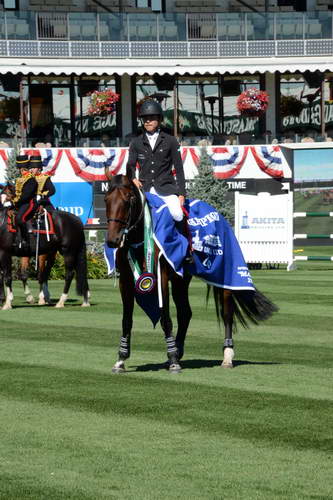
5, 136, 21, 184
187, 148, 234, 222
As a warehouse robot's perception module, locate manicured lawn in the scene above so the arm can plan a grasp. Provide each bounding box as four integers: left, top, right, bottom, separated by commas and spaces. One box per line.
1, 271, 332, 499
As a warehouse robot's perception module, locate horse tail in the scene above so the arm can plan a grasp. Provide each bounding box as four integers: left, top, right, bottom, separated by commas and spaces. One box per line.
75, 240, 89, 297
212, 286, 278, 329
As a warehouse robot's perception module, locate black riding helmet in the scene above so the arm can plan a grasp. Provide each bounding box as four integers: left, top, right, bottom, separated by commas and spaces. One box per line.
138, 99, 163, 118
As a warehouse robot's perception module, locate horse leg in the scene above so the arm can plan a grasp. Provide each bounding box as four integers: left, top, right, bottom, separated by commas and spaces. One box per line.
55, 252, 75, 308
1, 252, 14, 310
221, 289, 235, 368
20, 256, 35, 304
74, 243, 90, 307
171, 274, 192, 361
0, 267, 5, 306
38, 254, 53, 305
160, 266, 181, 374
112, 265, 134, 374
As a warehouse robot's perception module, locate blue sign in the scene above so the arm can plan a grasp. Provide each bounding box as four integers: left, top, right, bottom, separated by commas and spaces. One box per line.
52, 182, 93, 224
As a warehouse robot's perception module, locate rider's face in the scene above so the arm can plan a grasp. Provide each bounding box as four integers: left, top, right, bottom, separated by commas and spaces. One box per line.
32, 167, 42, 175
142, 115, 161, 134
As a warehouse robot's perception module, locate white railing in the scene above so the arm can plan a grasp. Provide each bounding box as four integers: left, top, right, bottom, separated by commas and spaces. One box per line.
37, 12, 68, 40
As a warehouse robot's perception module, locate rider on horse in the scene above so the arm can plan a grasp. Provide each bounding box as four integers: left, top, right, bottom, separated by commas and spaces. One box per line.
30, 154, 56, 211
126, 99, 192, 263
10, 155, 38, 249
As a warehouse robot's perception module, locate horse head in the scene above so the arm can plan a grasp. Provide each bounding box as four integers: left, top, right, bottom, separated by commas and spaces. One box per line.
104, 174, 142, 248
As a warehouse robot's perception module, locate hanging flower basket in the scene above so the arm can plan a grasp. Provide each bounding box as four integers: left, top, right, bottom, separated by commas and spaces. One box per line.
236, 88, 269, 118
280, 95, 305, 117
87, 89, 120, 117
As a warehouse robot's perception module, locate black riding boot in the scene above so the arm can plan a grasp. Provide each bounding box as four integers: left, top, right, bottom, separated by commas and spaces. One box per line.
18, 224, 29, 249
175, 218, 194, 265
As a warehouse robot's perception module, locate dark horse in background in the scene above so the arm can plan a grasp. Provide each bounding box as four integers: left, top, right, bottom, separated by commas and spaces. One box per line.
104, 174, 277, 373
0, 187, 90, 310
1, 183, 57, 306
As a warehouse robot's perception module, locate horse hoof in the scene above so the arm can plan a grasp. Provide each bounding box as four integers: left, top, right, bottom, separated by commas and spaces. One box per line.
26, 295, 35, 304
38, 298, 46, 306
221, 362, 233, 369
55, 303, 64, 308
169, 363, 181, 374
112, 363, 126, 374
2, 304, 12, 310
81, 302, 91, 307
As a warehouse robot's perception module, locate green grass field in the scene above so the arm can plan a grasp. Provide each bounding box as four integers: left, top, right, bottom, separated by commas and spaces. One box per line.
1, 269, 333, 500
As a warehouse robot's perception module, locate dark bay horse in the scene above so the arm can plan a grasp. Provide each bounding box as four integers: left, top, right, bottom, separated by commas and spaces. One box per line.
17, 255, 52, 305
0, 203, 90, 310
1, 184, 56, 305
104, 174, 277, 373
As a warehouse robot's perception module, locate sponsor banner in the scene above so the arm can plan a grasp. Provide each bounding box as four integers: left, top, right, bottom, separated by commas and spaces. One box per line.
236, 192, 291, 242
234, 191, 294, 266
52, 182, 93, 224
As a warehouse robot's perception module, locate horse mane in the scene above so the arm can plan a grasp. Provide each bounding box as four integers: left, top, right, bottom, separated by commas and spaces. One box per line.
107, 175, 141, 206
107, 174, 132, 192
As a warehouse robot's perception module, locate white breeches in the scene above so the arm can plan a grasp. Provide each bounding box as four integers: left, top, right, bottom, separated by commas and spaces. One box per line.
150, 187, 183, 222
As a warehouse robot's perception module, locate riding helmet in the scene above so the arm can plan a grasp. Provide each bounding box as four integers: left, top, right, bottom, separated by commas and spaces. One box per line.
16, 154, 30, 169
138, 99, 163, 118
29, 155, 43, 169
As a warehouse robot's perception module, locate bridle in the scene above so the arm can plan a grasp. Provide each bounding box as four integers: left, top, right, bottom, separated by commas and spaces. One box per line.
106, 185, 145, 245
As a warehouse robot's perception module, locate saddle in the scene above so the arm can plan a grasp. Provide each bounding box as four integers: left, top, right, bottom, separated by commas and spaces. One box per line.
7, 207, 56, 236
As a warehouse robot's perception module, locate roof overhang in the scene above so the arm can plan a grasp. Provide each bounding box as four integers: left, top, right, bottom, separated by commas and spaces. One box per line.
2, 55, 333, 76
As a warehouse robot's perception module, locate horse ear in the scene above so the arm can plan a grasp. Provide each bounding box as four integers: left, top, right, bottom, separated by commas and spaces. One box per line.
104, 167, 112, 181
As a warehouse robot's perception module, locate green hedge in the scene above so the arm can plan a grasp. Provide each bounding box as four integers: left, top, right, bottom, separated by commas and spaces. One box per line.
12, 246, 109, 281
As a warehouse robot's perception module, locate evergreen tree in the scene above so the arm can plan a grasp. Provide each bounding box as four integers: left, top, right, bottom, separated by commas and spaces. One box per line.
5, 136, 21, 184
187, 148, 234, 223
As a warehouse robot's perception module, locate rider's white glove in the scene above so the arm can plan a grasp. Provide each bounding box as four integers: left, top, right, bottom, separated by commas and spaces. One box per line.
3, 201, 12, 207
36, 195, 41, 201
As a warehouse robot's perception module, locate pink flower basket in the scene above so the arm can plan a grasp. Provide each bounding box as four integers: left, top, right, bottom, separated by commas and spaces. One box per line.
236, 88, 269, 118
87, 89, 120, 116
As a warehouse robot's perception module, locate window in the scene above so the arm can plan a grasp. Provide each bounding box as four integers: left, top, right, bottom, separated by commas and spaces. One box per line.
135, 74, 262, 143
4, 0, 18, 9
279, 73, 327, 141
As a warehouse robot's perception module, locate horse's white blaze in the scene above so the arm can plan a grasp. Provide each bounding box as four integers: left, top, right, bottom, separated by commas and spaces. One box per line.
55, 293, 68, 308
222, 347, 234, 368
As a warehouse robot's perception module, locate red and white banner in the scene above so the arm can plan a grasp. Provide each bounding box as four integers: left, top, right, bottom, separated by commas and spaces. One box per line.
22, 148, 64, 176
250, 145, 284, 178
207, 146, 249, 179
0, 145, 291, 184
65, 148, 128, 181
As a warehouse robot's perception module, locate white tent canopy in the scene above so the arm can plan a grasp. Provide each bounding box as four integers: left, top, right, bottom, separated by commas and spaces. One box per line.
2, 55, 333, 76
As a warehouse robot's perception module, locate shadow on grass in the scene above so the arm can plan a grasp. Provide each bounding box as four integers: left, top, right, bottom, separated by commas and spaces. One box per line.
12, 298, 93, 309
132, 358, 280, 372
